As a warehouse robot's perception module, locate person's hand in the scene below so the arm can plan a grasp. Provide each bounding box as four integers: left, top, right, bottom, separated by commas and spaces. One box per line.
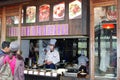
45, 61, 52, 65
47, 61, 52, 65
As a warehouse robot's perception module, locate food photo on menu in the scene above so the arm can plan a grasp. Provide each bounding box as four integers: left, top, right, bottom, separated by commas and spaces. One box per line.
14, 10, 24, 24
26, 6, 36, 23
39, 4, 50, 22
53, 2, 65, 21
69, 0, 82, 19
14, 16, 23, 24
6, 16, 14, 26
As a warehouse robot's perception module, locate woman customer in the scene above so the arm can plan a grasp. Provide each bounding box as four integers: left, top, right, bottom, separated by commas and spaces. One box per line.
4, 41, 24, 80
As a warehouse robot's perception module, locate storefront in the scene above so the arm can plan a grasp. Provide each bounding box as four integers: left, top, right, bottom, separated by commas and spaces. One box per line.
0, 0, 120, 80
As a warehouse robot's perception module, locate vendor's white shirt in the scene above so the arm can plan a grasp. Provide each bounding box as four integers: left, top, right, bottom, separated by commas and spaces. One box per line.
45, 50, 60, 64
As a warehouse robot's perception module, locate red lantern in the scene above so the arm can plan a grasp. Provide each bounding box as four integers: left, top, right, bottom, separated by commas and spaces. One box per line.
102, 24, 114, 29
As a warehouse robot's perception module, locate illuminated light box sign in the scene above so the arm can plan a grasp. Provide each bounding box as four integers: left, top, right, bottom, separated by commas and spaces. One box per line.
7, 24, 68, 37
39, 4, 50, 22
69, 0, 82, 19
53, 2, 65, 21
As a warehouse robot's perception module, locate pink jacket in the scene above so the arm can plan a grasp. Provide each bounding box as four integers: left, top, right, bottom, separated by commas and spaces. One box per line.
4, 56, 16, 76
3, 55, 24, 80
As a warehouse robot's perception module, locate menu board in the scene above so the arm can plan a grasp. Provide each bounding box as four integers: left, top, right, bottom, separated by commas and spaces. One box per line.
7, 27, 18, 37
26, 6, 36, 23
39, 4, 50, 22
7, 28, 10, 37
14, 16, 19, 24
14, 10, 24, 24
46, 25, 55, 35
21, 27, 27, 36
55, 24, 68, 35
53, 2, 65, 21
7, 16, 23, 25
26, 26, 30, 36
7, 24, 68, 37
6, 16, 14, 26
30, 26, 36, 36
14, 16, 23, 24
69, 0, 82, 19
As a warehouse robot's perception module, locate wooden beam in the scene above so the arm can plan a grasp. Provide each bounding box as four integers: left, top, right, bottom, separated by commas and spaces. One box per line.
17, 4, 22, 54
1, 7, 6, 43
5, 5, 19, 16
6, 5, 19, 10
0, 8, 2, 16
90, 0, 95, 80
0, 8, 2, 22
93, 0, 117, 7
117, 0, 120, 79
0, 0, 31, 7
6, 12, 19, 16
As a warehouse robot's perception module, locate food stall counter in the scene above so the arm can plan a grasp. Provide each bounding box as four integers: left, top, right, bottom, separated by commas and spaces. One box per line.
24, 69, 67, 80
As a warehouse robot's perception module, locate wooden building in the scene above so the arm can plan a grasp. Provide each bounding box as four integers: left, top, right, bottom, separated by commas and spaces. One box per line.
0, 0, 120, 80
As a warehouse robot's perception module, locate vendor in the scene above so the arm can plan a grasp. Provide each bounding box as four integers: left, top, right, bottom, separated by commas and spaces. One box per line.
45, 39, 60, 69
77, 51, 89, 74
78, 50, 88, 68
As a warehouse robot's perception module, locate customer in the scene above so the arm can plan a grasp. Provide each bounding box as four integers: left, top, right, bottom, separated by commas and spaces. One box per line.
0, 41, 10, 69
4, 41, 24, 80
0, 41, 10, 55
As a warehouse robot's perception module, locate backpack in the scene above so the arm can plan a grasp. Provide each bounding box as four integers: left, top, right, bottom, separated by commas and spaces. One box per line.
0, 55, 13, 80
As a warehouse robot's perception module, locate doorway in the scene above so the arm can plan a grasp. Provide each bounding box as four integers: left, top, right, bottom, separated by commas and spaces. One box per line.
94, 5, 117, 79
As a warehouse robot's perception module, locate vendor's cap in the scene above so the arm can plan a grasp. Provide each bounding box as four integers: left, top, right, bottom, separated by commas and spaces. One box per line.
49, 39, 57, 45
10, 41, 19, 52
